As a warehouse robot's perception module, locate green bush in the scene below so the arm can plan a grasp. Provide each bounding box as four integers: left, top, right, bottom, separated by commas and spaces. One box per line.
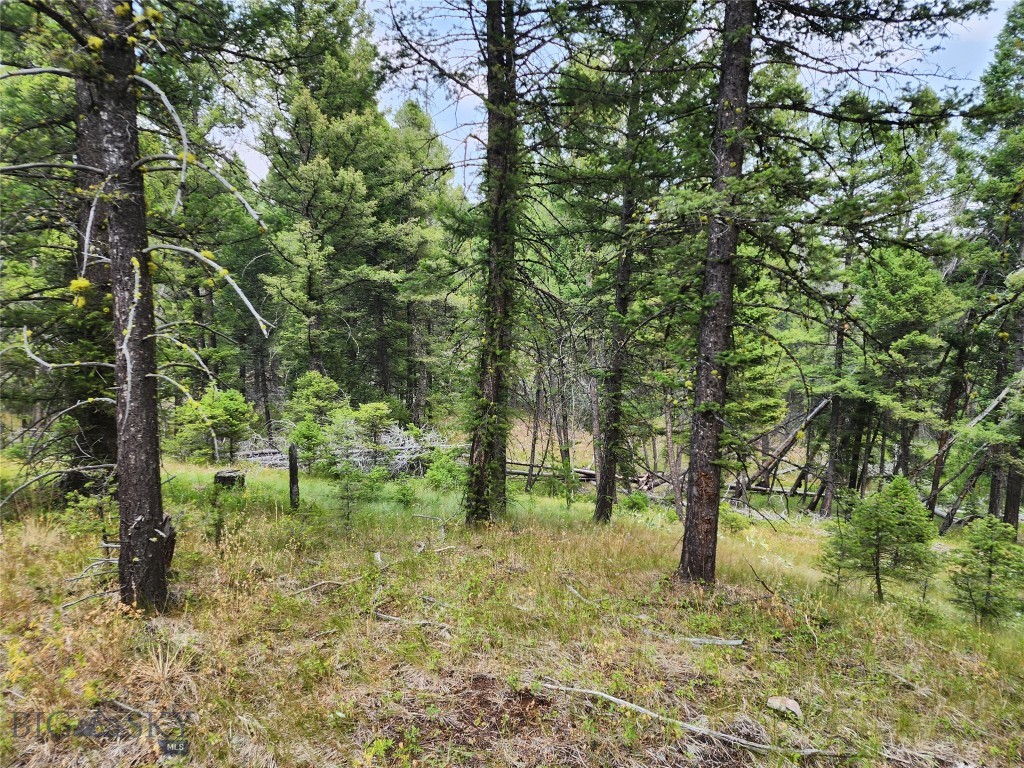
950, 515, 1024, 624
618, 491, 649, 514
46, 490, 116, 537
820, 475, 937, 602
393, 482, 416, 508
425, 450, 464, 490
166, 387, 256, 463
718, 502, 752, 533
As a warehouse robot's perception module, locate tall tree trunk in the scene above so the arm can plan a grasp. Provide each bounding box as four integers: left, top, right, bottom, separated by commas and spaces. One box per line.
525, 372, 543, 492
466, 0, 518, 523
71, 77, 118, 467
89, 0, 172, 609
1002, 313, 1024, 530
821, 317, 845, 516
594, 154, 637, 521
679, 0, 755, 584
895, 420, 913, 476
665, 396, 685, 522
255, 338, 274, 437
1003, 461, 1021, 530
588, 334, 603, 478
927, 347, 966, 512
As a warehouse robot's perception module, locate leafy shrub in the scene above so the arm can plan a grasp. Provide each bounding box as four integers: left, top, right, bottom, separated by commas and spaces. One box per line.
425, 450, 464, 490
619, 491, 649, 514
718, 502, 752, 533
289, 417, 332, 473
283, 371, 343, 424
166, 387, 256, 463
393, 482, 416, 508
46, 490, 115, 537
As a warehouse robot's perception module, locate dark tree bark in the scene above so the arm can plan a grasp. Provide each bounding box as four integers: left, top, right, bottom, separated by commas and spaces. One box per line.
927, 347, 967, 512
83, 0, 171, 609
70, 77, 117, 467
465, 0, 518, 524
255, 338, 274, 437
1003, 313, 1024, 530
594, 89, 640, 525
525, 371, 543, 492
679, 0, 755, 585
665, 397, 685, 522
820, 318, 845, 516
587, 327, 603, 481
289, 443, 300, 510
895, 420, 913, 477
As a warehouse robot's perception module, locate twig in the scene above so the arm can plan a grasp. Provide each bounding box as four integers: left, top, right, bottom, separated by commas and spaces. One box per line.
565, 581, 598, 606
743, 557, 789, 604
144, 244, 272, 336
538, 679, 847, 758
642, 629, 744, 647
105, 699, 146, 717
64, 570, 117, 583
1, 465, 116, 507
0, 67, 75, 81
290, 576, 363, 596
61, 589, 119, 610
370, 614, 446, 630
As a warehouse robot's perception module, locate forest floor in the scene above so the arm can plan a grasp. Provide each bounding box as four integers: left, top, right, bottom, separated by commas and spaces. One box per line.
1, 462, 1022, 768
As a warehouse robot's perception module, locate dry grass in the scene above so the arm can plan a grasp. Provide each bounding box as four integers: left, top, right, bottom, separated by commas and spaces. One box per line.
1, 464, 1021, 767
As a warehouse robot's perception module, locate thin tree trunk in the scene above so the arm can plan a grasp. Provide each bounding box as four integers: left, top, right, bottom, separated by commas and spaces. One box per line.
988, 457, 1006, 518
858, 419, 878, 497
821, 318, 845, 516
289, 443, 300, 510
940, 456, 989, 534
679, 0, 755, 584
525, 372, 543, 492
1003, 313, 1023, 530
466, 0, 518, 523
665, 397, 685, 522
90, 0, 171, 609
594, 86, 640, 524
895, 420, 913, 477
927, 347, 966, 512
587, 328, 603, 479
255, 340, 274, 437
847, 408, 870, 488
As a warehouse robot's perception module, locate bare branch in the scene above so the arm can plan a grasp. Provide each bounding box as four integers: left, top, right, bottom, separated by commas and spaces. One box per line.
143, 244, 272, 337
0, 67, 76, 81
131, 76, 188, 216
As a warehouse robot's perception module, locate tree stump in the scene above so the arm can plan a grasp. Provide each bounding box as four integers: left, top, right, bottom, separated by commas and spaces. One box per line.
214, 469, 245, 489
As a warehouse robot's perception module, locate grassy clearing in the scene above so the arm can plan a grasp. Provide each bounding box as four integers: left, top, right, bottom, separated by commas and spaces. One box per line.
1, 462, 1021, 767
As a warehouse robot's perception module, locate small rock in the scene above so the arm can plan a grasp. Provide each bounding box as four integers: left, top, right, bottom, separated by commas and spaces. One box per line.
766, 696, 803, 721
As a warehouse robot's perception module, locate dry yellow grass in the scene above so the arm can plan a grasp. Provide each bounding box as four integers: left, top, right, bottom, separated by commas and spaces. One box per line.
1, 465, 1021, 767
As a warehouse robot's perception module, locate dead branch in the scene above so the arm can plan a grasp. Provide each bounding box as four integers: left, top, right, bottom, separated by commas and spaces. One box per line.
538, 679, 847, 757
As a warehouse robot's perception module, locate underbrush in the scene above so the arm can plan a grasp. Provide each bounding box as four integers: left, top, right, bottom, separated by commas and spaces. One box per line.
1, 462, 1021, 767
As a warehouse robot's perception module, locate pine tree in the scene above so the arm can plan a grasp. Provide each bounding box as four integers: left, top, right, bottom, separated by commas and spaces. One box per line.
949, 514, 1024, 623
821, 475, 937, 602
